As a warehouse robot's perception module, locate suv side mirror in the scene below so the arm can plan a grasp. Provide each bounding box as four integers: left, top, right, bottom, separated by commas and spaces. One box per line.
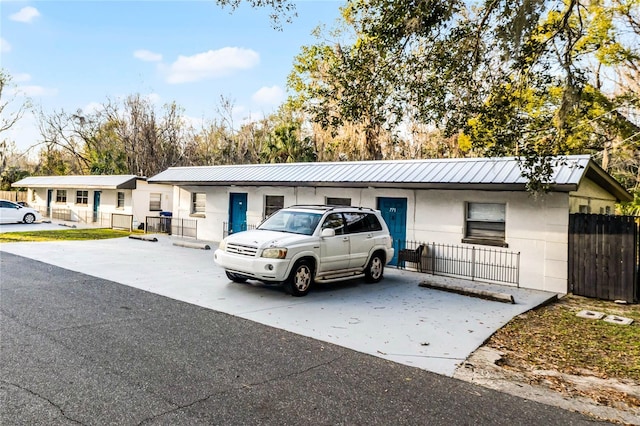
321, 228, 335, 237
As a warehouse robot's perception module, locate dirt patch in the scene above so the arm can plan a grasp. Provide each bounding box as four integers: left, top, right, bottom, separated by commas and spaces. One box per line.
454, 347, 640, 424
454, 295, 640, 425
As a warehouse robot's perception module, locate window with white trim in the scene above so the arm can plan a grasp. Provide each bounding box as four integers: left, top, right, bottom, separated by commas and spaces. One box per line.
76, 190, 88, 205
463, 202, 507, 247
117, 192, 125, 208
149, 193, 162, 211
191, 192, 206, 215
56, 190, 67, 203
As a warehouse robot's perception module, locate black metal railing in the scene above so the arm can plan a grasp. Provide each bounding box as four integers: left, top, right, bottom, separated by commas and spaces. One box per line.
222, 222, 256, 238
145, 216, 198, 239
396, 240, 520, 286
172, 218, 198, 238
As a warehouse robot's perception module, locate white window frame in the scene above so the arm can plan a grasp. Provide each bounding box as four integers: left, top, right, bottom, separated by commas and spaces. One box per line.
463, 202, 507, 247
117, 191, 125, 209
149, 193, 162, 211
56, 189, 67, 203
76, 190, 88, 205
191, 192, 206, 215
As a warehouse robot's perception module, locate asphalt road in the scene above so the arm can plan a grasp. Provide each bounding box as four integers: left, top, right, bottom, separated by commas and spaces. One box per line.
1, 253, 602, 425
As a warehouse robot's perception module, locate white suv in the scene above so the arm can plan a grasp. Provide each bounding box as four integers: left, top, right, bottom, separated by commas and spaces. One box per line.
214, 205, 395, 296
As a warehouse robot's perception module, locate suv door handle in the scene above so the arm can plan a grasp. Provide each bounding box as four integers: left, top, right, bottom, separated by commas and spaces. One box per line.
342, 237, 349, 242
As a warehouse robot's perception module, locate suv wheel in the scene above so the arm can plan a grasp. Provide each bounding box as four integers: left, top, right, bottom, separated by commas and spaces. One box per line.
364, 252, 384, 283
226, 271, 247, 283
286, 260, 313, 297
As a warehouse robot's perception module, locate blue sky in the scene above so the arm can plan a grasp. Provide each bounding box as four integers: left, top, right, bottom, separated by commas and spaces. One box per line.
1, 0, 344, 153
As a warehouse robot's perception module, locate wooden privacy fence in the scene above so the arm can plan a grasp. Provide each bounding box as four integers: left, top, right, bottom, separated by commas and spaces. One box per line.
569, 214, 639, 303
0, 191, 27, 203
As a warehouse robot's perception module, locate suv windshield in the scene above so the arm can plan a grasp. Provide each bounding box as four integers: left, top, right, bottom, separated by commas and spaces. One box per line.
258, 210, 322, 236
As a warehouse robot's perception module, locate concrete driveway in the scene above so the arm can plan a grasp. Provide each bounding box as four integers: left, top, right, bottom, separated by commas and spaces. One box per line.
0, 233, 557, 377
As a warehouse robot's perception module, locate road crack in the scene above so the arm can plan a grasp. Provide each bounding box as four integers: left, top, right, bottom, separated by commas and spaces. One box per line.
1, 380, 86, 425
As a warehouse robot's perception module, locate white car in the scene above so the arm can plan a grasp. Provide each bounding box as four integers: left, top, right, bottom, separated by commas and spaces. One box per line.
0, 199, 42, 224
214, 205, 395, 296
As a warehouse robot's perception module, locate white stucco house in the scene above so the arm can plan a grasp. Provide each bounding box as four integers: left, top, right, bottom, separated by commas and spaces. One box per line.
12, 175, 173, 228
148, 155, 631, 295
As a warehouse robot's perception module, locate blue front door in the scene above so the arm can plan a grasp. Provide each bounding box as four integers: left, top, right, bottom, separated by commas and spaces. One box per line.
93, 191, 101, 222
229, 193, 248, 234
46, 189, 53, 217
378, 197, 407, 266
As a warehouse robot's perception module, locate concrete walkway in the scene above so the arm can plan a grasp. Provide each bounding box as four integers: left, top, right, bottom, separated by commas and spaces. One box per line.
0, 234, 558, 377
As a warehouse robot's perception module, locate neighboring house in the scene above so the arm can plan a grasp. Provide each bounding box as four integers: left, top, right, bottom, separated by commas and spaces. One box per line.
11, 175, 173, 227
148, 154, 631, 294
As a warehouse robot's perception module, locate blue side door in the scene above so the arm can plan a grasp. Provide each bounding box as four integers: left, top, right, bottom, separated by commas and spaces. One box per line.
229, 193, 248, 234
377, 197, 407, 266
93, 191, 101, 222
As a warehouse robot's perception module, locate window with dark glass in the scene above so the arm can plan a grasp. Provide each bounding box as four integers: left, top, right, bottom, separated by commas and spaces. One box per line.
326, 197, 351, 206
264, 195, 284, 218
117, 192, 125, 208
321, 213, 345, 235
56, 190, 67, 203
76, 190, 88, 205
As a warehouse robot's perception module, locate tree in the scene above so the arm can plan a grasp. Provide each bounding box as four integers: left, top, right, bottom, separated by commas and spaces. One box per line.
1, 70, 32, 179
288, 1, 639, 192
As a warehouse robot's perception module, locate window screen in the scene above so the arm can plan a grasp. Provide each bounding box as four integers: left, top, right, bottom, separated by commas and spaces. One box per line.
149, 193, 162, 211
192, 192, 206, 214
465, 203, 506, 244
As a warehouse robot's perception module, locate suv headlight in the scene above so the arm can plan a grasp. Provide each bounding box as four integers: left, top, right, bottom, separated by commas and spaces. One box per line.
261, 248, 288, 259
218, 239, 227, 251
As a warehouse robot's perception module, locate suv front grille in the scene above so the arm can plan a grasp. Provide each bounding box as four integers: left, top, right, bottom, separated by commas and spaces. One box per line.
227, 242, 258, 257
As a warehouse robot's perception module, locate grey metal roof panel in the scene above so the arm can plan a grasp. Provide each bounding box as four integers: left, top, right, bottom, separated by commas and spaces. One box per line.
148, 155, 613, 192
12, 175, 139, 189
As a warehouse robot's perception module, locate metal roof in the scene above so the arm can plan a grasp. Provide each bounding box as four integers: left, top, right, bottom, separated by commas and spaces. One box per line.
147, 155, 630, 202
12, 175, 139, 190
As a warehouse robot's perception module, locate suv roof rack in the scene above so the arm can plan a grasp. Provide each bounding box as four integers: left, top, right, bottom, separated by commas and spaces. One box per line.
287, 204, 376, 212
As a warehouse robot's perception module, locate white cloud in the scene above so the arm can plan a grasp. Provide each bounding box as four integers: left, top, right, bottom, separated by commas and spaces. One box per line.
252, 85, 285, 105
0, 37, 11, 53
134, 49, 162, 62
166, 47, 259, 84
13, 73, 31, 83
10, 6, 40, 23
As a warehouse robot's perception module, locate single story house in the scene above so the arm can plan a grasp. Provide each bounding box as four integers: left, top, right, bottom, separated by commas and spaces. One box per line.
150, 154, 631, 294
12, 175, 173, 228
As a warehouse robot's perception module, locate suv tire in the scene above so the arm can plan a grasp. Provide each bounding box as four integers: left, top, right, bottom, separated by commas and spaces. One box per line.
286, 260, 313, 297
364, 252, 384, 283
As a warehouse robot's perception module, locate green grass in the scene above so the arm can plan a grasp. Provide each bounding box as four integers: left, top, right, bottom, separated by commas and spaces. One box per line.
488, 295, 640, 381
0, 228, 134, 243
